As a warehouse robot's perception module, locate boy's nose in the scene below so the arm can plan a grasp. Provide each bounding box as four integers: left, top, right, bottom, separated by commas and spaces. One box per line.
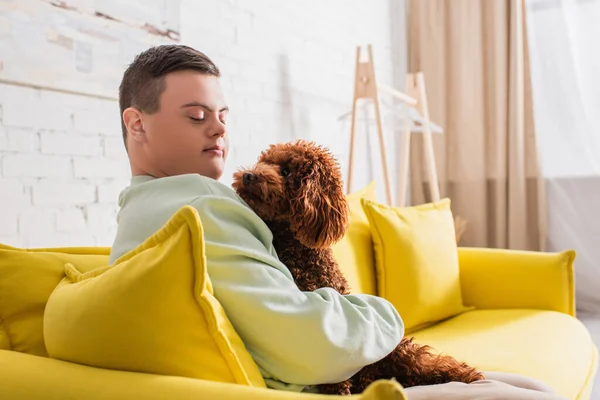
243, 172, 256, 185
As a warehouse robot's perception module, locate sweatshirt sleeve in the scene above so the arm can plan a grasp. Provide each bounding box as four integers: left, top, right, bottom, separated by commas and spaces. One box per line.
189, 191, 404, 386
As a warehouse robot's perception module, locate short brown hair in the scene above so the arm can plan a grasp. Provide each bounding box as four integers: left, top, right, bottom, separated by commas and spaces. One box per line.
118, 44, 220, 150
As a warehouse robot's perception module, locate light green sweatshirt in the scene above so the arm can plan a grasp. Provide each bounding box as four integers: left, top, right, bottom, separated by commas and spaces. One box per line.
109, 174, 404, 392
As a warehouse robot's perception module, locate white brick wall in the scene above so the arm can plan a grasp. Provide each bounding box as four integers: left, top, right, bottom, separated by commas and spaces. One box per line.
0, 83, 125, 247
40, 132, 102, 156
2, 154, 72, 178
181, 0, 408, 197
0, 0, 407, 249
31, 180, 96, 206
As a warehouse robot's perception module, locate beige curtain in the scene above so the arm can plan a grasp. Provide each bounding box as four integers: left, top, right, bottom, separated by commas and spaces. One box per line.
407, 0, 546, 251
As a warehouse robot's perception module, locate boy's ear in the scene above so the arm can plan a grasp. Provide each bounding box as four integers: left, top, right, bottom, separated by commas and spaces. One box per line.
123, 107, 145, 143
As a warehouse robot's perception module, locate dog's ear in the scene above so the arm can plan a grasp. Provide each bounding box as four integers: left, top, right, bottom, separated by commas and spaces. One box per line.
289, 173, 349, 249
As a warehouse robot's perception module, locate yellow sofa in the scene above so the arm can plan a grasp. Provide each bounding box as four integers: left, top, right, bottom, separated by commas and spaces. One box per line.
0, 193, 597, 399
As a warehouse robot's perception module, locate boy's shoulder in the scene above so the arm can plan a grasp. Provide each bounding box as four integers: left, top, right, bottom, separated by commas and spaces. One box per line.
121, 173, 241, 205
109, 174, 249, 264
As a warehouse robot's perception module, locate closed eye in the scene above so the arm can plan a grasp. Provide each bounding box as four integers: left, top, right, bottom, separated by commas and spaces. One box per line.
189, 116, 204, 122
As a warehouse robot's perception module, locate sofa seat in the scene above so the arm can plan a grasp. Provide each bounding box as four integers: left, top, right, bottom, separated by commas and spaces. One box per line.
0, 349, 405, 400
411, 309, 598, 400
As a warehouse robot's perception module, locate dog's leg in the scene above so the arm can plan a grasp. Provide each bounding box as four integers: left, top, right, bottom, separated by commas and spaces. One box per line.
350, 337, 485, 393
391, 337, 485, 387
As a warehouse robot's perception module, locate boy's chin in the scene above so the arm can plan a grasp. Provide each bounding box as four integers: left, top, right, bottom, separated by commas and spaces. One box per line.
199, 170, 223, 181
194, 164, 224, 181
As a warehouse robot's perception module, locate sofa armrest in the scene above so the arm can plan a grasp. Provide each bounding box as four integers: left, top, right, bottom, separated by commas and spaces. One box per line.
457, 247, 575, 316
0, 350, 406, 400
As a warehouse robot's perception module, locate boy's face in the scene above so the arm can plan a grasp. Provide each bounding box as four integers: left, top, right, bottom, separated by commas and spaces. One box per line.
126, 70, 229, 180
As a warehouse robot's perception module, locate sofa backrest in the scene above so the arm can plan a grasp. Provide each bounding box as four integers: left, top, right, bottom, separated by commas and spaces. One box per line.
0, 244, 110, 356
0, 185, 379, 357
331, 183, 378, 295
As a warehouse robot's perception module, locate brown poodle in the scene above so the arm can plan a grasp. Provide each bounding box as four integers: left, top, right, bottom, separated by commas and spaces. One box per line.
232, 140, 485, 395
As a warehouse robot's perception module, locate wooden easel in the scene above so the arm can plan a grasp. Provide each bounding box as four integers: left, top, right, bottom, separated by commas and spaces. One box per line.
347, 44, 393, 205
397, 72, 440, 207
346, 44, 438, 207
345, 45, 468, 242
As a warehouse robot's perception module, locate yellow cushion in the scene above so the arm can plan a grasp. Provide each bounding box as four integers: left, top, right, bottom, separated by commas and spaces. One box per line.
43, 206, 266, 388
0, 244, 109, 356
332, 182, 377, 295
361, 198, 470, 333
411, 309, 598, 400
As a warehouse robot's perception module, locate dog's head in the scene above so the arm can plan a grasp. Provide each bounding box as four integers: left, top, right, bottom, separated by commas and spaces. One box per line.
232, 140, 349, 249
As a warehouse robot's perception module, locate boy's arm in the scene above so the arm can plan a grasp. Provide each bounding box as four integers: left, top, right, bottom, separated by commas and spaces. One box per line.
190, 194, 404, 386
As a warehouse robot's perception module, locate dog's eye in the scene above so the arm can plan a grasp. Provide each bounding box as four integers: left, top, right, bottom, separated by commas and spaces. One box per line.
281, 167, 291, 177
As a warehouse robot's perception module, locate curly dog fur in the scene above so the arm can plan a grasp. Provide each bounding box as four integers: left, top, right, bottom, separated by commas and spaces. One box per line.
232, 139, 485, 395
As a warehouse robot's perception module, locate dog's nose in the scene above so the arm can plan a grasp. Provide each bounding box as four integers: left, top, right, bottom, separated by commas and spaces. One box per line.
242, 172, 256, 185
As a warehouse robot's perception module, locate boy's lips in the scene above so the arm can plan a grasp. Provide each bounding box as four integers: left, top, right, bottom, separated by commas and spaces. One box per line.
203, 145, 224, 157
